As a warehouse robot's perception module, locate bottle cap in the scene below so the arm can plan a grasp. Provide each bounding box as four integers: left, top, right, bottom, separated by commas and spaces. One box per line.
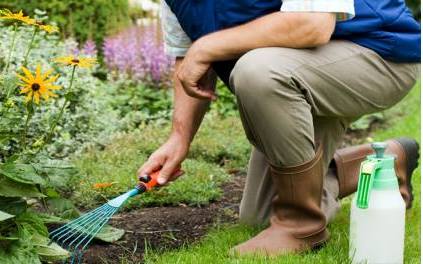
371, 142, 387, 158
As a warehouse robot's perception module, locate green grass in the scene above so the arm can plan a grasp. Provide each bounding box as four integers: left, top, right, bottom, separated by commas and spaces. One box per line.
144, 83, 421, 264
70, 114, 249, 208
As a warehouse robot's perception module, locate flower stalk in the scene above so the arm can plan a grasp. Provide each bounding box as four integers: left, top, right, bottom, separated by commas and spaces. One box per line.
3, 23, 18, 74
44, 65, 76, 144
23, 27, 39, 66
21, 96, 34, 148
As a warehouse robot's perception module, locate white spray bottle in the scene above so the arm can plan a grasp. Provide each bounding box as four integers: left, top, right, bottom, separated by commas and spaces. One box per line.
349, 142, 406, 264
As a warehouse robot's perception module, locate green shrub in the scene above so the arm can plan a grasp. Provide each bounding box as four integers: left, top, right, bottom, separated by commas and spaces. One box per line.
406, 0, 420, 19
0, 0, 130, 44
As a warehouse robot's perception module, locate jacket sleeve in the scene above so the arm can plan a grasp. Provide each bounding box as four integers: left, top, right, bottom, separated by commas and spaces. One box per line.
160, 0, 192, 57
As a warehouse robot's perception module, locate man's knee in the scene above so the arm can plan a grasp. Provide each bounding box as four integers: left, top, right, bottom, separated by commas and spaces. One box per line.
229, 48, 298, 104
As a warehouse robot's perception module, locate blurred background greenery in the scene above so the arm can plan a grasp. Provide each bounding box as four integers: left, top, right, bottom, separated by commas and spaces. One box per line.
0, 0, 419, 46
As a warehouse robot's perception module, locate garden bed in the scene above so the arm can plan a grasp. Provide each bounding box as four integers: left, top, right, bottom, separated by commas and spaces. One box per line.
81, 174, 245, 263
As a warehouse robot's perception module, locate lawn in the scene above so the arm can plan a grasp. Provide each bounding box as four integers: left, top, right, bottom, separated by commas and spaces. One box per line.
141, 82, 421, 264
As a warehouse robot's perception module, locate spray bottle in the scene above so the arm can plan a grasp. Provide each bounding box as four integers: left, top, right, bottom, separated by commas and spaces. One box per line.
349, 142, 406, 264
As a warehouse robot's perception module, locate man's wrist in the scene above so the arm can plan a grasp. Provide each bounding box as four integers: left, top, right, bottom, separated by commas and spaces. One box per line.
191, 36, 214, 63
169, 130, 192, 146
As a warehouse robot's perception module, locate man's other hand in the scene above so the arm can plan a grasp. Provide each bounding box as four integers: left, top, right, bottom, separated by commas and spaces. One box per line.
177, 45, 217, 100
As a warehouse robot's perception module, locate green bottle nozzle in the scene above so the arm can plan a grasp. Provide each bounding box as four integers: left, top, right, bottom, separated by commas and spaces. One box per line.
356, 142, 398, 209
356, 142, 387, 209
371, 142, 387, 158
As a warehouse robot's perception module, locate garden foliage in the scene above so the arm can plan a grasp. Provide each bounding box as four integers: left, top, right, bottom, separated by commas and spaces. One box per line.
0, 9, 100, 262
0, 0, 130, 44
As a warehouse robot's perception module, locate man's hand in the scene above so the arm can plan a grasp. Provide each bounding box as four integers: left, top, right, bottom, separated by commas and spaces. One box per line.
137, 135, 188, 185
176, 44, 217, 100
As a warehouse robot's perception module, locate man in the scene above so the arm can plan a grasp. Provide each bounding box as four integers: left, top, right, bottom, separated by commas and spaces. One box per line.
138, 0, 421, 256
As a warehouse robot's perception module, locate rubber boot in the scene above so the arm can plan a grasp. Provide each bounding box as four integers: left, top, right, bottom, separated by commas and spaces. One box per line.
232, 144, 329, 256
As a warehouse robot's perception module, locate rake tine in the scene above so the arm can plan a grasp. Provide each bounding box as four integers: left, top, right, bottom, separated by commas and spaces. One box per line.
50, 204, 108, 239
65, 206, 116, 250
71, 207, 118, 263
65, 208, 114, 264
50, 204, 107, 236
52, 206, 109, 244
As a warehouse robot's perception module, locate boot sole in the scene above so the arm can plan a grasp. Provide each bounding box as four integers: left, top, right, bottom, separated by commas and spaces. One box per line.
393, 137, 419, 209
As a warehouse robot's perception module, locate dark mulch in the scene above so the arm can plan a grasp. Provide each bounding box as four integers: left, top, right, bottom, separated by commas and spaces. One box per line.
82, 174, 245, 264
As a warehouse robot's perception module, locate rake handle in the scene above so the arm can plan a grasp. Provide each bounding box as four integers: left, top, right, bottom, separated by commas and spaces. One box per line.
137, 167, 182, 191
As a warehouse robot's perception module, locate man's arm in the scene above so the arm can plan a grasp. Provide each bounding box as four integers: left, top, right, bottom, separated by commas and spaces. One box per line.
177, 12, 336, 99
198, 12, 335, 61
138, 58, 215, 184
171, 58, 212, 143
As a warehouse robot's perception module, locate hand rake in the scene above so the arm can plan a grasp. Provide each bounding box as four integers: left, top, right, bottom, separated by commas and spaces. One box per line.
49, 169, 172, 263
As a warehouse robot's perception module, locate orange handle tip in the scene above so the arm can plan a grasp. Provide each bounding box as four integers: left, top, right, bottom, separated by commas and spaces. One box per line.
139, 167, 182, 190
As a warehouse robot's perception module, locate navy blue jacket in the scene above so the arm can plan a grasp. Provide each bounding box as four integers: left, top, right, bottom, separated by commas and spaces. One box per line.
165, 0, 421, 62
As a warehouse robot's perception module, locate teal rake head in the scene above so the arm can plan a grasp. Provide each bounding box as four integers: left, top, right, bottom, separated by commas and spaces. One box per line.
49, 170, 164, 263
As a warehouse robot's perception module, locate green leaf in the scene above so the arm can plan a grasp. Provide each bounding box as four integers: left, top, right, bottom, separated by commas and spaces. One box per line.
0, 176, 45, 198
0, 210, 14, 222
94, 225, 125, 243
37, 213, 67, 224
16, 212, 48, 237
0, 247, 41, 264
32, 234, 70, 262
0, 197, 27, 215
47, 198, 80, 219
36, 241, 70, 262
33, 159, 78, 188
0, 228, 41, 264
0, 236, 19, 241
0, 163, 46, 185
65, 91, 78, 101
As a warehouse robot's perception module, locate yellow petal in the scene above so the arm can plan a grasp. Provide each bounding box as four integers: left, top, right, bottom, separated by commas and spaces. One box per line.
33, 92, 40, 104
40, 68, 53, 81
16, 74, 31, 84
21, 66, 34, 80
46, 85, 61, 90
44, 74, 59, 83
35, 64, 42, 82
47, 90, 58, 97
20, 86, 30, 94
25, 92, 33, 103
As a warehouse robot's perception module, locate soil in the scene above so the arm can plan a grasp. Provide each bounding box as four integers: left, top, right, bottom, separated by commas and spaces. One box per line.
73, 126, 378, 264
81, 173, 245, 264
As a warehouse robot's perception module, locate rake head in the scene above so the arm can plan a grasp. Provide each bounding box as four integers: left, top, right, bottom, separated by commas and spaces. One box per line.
49, 169, 178, 263
49, 188, 141, 263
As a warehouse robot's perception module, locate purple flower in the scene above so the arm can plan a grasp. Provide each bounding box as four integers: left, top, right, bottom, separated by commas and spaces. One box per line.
82, 40, 97, 57
103, 24, 174, 86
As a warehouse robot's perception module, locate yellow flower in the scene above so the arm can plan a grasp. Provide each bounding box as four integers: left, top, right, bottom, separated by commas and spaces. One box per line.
36, 21, 59, 34
0, 9, 35, 25
53, 56, 96, 69
16, 65, 61, 104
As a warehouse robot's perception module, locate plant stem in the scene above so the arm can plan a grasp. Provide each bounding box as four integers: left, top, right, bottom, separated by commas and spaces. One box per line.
23, 27, 38, 66
3, 23, 18, 74
44, 65, 77, 144
21, 97, 34, 149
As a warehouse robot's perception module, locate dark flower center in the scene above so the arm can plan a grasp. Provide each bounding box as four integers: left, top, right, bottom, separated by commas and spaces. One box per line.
31, 83, 40, 91
71, 59, 80, 63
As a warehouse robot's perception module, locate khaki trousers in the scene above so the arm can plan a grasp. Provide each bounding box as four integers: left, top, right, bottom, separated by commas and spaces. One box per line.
227, 40, 419, 225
